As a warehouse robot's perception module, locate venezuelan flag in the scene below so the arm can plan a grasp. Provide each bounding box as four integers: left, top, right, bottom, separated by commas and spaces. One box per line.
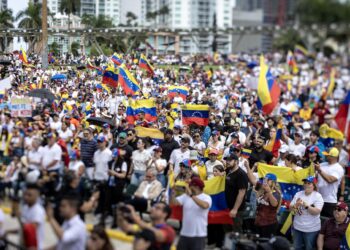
264, 120, 283, 157
319, 124, 344, 148
294, 44, 309, 57
181, 104, 209, 126
134, 126, 164, 145
19, 48, 28, 64
102, 67, 118, 88
287, 51, 298, 75
256, 55, 281, 115
139, 54, 155, 75
323, 68, 336, 100
118, 64, 140, 96
339, 223, 350, 249
86, 60, 102, 72
126, 99, 157, 124
168, 86, 189, 101
96, 84, 111, 94
335, 90, 350, 143
111, 53, 123, 66
0, 90, 4, 99
241, 148, 252, 158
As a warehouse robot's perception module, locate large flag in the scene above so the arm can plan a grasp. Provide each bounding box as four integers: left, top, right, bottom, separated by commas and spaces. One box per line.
256, 55, 281, 115
139, 54, 155, 75
169, 176, 232, 224
118, 64, 141, 96
335, 91, 350, 143
19, 48, 28, 64
182, 104, 209, 126
126, 99, 157, 124
319, 124, 344, 147
168, 86, 189, 101
102, 66, 118, 88
264, 120, 283, 157
294, 44, 309, 57
134, 126, 164, 145
339, 222, 350, 249
287, 51, 298, 75
111, 53, 123, 66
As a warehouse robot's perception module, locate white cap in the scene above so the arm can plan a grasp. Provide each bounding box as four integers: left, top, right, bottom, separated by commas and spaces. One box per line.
302, 121, 311, 130
279, 144, 289, 153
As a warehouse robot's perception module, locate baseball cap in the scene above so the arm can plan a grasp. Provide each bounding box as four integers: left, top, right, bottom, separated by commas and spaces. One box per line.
103, 123, 110, 128
302, 121, 311, 130
180, 137, 190, 144
97, 136, 106, 143
209, 149, 219, 155
323, 147, 339, 157
308, 145, 319, 153
279, 144, 289, 153
294, 132, 302, 137
336, 201, 349, 211
119, 132, 127, 139
174, 125, 182, 130
47, 132, 56, 139
189, 177, 205, 190
212, 130, 220, 136
112, 148, 119, 158
164, 129, 173, 135
224, 154, 238, 161
302, 176, 316, 183
230, 132, 239, 138
180, 159, 191, 168
265, 173, 277, 181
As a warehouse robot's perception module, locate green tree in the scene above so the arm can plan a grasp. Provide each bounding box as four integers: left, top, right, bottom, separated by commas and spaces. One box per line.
49, 41, 60, 56
126, 11, 137, 26
71, 41, 80, 56
0, 9, 14, 52
273, 29, 304, 52
16, 2, 50, 53
59, 0, 81, 30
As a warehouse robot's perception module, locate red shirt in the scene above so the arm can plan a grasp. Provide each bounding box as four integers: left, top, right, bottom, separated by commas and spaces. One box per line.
320, 217, 350, 250
153, 224, 176, 250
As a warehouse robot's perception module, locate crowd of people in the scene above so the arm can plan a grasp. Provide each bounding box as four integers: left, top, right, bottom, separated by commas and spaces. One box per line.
0, 50, 349, 250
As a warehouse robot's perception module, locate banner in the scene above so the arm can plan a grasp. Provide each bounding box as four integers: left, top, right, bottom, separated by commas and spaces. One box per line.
11, 97, 32, 117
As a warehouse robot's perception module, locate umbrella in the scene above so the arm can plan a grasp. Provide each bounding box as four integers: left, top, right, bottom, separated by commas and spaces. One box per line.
51, 74, 67, 80
28, 89, 57, 102
87, 117, 115, 128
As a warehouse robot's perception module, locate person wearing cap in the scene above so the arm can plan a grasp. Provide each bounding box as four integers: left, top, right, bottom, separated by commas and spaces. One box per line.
315, 147, 344, 217
307, 130, 326, 161
160, 129, 180, 162
276, 144, 289, 166
290, 176, 324, 250
317, 201, 350, 250
205, 149, 224, 179
169, 137, 191, 175
172, 125, 183, 145
98, 123, 113, 147
68, 150, 85, 177
281, 130, 306, 159
171, 177, 212, 250
148, 147, 167, 187
253, 173, 282, 238
229, 122, 246, 145
302, 145, 321, 168
41, 132, 62, 172
224, 154, 248, 232
189, 150, 207, 181
207, 130, 224, 156
80, 128, 98, 180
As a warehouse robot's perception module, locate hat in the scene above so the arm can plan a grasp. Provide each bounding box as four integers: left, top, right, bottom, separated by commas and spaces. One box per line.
308, 145, 319, 153
180, 159, 191, 168
302, 121, 311, 130
265, 173, 277, 181
279, 144, 289, 153
336, 201, 349, 211
47, 132, 55, 139
189, 150, 198, 160
189, 177, 205, 190
119, 132, 127, 139
174, 125, 182, 130
209, 149, 219, 155
97, 136, 106, 143
230, 132, 239, 138
212, 130, 220, 136
103, 123, 110, 128
323, 147, 339, 157
164, 129, 173, 135
112, 148, 119, 158
224, 154, 238, 161
153, 147, 162, 152
302, 176, 316, 183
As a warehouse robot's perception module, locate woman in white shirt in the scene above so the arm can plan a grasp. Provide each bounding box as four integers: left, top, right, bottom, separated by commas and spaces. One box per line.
147, 147, 167, 187
68, 150, 85, 177
192, 132, 206, 156
285, 154, 302, 171
130, 138, 152, 186
290, 176, 324, 250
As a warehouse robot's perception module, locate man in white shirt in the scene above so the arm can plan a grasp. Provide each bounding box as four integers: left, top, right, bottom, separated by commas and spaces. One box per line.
315, 147, 344, 217
93, 136, 112, 182
169, 137, 191, 175
171, 177, 212, 250
27, 138, 44, 171
41, 133, 62, 172
284, 132, 306, 158
47, 195, 87, 250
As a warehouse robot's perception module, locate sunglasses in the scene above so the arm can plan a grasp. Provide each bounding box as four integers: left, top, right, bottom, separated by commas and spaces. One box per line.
334, 208, 346, 212
194, 135, 200, 137
127, 134, 133, 136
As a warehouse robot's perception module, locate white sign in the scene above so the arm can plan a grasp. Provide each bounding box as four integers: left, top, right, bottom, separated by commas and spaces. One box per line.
11, 97, 32, 117
0, 77, 11, 91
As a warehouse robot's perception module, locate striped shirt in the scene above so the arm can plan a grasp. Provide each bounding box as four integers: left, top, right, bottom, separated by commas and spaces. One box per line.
80, 139, 97, 168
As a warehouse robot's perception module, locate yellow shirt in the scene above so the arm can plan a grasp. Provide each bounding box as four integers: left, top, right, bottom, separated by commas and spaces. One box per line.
299, 108, 312, 121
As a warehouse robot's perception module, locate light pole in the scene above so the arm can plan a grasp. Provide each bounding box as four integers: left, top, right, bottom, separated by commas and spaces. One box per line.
42, 0, 48, 69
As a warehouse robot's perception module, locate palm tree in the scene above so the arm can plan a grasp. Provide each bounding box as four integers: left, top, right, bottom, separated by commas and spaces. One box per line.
16, 2, 49, 53
59, 0, 81, 30
0, 9, 14, 52
49, 41, 60, 56
71, 41, 80, 56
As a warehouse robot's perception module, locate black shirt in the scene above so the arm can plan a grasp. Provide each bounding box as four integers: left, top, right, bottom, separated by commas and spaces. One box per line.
160, 138, 180, 162
249, 147, 273, 167
225, 167, 248, 211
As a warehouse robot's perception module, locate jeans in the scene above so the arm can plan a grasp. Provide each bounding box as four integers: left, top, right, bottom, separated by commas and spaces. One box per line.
130, 170, 145, 186
157, 174, 166, 187
292, 228, 319, 250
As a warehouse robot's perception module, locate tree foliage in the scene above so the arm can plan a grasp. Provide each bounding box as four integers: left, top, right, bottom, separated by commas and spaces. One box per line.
0, 9, 14, 51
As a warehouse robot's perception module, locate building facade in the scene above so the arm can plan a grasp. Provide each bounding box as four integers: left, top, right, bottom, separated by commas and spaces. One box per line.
0, 0, 7, 10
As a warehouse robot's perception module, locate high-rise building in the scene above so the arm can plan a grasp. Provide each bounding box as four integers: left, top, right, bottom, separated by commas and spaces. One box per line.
47, 0, 95, 16
0, 0, 7, 10
235, 0, 262, 11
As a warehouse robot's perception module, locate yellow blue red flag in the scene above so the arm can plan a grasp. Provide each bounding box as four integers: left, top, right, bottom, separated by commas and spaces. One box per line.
139, 54, 155, 75
118, 64, 140, 96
